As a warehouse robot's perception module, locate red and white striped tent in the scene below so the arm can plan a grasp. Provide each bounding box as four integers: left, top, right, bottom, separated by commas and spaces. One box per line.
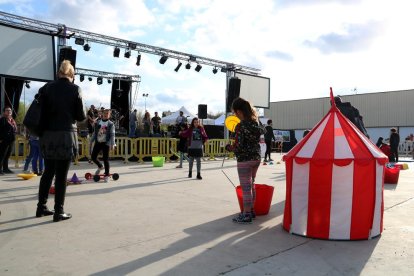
282, 89, 388, 240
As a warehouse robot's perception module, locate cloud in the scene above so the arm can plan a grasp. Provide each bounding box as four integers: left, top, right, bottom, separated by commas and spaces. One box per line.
303, 21, 385, 54
266, 50, 294, 62
277, 0, 362, 8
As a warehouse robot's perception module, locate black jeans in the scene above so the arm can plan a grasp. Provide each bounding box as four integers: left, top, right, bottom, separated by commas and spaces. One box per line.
38, 159, 71, 214
0, 140, 13, 171
390, 147, 399, 162
265, 140, 272, 160
91, 142, 110, 175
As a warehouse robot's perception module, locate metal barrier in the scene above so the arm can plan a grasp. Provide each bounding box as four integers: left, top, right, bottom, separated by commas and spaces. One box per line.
135, 137, 177, 162
399, 140, 413, 157
9, 135, 28, 168
204, 139, 234, 160
10, 136, 237, 167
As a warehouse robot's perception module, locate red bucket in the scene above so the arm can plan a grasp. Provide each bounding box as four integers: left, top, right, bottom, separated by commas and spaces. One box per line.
49, 186, 55, 194
394, 164, 404, 170
384, 166, 400, 184
236, 184, 274, 215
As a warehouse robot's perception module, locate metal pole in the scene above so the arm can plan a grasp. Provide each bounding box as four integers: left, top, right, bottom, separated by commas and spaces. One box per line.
224, 70, 235, 139
0, 77, 5, 112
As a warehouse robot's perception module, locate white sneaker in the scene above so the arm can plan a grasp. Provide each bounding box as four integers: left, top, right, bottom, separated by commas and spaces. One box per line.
95, 168, 102, 175
104, 176, 109, 183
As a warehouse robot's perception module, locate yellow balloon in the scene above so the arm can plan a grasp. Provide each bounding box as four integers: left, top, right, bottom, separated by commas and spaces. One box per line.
225, 115, 240, 132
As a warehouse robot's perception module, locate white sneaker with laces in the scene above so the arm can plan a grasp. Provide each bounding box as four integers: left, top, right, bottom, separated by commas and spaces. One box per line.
104, 176, 109, 183
95, 168, 102, 175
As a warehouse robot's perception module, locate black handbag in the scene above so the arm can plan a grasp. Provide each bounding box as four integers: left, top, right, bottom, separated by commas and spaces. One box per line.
23, 86, 45, 136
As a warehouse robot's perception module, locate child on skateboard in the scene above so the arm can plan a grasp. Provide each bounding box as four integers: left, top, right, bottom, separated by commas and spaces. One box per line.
91, 109, 116, 182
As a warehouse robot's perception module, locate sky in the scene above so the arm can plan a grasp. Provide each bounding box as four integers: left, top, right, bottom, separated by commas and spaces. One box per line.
1, 0, 414, 116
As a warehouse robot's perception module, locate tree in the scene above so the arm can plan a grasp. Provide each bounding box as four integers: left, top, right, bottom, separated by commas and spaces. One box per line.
15, 101, 28, 124
207, 111, 225, 119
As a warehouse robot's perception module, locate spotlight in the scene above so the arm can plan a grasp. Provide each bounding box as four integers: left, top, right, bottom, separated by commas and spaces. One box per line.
75, 38, 85, 45
174, 62, 182, 72
97, 77, 103, 85
136, 54, 141, 66
159, 55, 168, 64
25, 81, 30, 89
128, 42, 137, 50
212, 67, 218, 74
113, 47, 120, 57
80, 74, 85, 82
195, 64, 202, 72
107, 79, 112, 84
185, 62, 191, 69
83, 43, 91, 51
220, 67, 227, 72
124, 50, 131, 58
88, 77, 92, 81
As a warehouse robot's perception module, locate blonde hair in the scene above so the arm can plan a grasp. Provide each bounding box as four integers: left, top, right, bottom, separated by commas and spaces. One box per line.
58, 60, 75, 79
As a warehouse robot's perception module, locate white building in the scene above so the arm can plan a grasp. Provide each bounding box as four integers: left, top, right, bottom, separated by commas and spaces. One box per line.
264, 89, 414, 147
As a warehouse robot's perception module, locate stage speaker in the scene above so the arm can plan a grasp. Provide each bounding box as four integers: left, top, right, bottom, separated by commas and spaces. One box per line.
226, 77, 241, 112
111, 79, 131, 130
58, 47, 77, 69
3, 78, 24, 118
198, 104, 207, 119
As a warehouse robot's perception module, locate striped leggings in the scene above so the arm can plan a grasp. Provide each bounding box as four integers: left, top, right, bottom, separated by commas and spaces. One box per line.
237, 160, 260, 213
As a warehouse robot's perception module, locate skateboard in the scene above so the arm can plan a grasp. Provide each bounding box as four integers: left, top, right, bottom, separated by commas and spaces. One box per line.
85, 172, 120, 182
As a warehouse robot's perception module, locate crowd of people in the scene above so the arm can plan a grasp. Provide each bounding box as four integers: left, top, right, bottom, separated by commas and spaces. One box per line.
128, 110, 162, 138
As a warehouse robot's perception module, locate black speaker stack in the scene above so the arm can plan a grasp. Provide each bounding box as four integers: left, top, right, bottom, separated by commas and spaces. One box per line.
58, 47, 77, 69
198, 104, 207, 119
226, 77, 241, 112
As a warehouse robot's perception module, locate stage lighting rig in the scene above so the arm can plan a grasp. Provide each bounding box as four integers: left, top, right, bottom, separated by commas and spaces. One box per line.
185, 62, 191, 69
75, 38, 85, 45
113, 47, 120, 57
136, 53, 141, 66
124, 49, 131, 58
195, 64, 202, 72
97, 77, 103, 85
159, 55, 168, 64
212, 67, 218, 74
83, 43, 91, 51
80, 74, 85, 82
174, 61, 182, 72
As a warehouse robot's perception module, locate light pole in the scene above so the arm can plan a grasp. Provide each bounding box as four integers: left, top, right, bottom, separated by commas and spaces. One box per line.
143, 93, 149, 111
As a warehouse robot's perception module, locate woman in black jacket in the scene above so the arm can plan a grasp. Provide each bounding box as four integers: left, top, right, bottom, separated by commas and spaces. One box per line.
264, 119, 276, 162
36, 60, 86, 222
389, 128, 400, 163
0, 106, 17, 175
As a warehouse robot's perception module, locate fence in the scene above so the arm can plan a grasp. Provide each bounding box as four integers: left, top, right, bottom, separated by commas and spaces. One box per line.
9, 136, 235, 167
399, 140, 413, 157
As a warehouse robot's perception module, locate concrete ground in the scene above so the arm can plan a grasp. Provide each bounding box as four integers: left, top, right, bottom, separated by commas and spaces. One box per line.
1, 156, 413, 276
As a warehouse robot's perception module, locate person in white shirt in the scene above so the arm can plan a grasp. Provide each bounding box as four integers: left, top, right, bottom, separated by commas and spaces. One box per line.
175, 111, 187, 125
